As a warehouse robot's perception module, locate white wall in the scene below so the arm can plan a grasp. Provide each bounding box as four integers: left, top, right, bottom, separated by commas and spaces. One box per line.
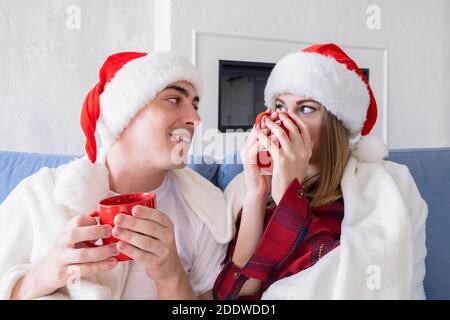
0, 0, 154, 154
1, 0, 449, 155
191, 32, 388, 159
168, 0, 450, 156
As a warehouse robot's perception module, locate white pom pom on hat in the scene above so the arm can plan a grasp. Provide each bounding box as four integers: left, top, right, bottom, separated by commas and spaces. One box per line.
351, 135, 389, 162
265, 43, 387, 162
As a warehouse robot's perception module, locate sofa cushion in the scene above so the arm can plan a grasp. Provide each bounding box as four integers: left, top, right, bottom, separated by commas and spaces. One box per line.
0, 151, 78, 204
387, 148, 450, 300
217, 150, 243, 191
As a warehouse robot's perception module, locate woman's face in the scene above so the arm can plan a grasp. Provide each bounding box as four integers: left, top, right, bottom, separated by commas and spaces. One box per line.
274, 93, 324, 164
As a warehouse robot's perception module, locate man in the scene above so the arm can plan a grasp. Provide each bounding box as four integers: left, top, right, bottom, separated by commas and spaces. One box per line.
0, 52, 233, 299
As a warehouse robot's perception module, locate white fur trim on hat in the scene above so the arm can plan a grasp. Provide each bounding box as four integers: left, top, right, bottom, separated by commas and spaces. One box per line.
264, 52, 370, 135
98, 52, 203, 149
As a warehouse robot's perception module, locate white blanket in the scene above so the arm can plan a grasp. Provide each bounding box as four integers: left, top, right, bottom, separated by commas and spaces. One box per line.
0, 150, 232, 299
225, 157, 428, 299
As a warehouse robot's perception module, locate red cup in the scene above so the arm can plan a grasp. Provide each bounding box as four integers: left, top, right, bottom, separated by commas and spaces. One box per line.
84, 192, 157, 261
254, 111, 292, 168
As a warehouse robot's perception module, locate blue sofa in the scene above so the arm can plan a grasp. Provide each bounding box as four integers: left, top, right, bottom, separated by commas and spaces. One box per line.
1, 148, 449, 299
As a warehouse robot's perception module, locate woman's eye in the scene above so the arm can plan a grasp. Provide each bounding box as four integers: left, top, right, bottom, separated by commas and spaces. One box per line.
300, 105, 315, 114
275, 103, 287, 112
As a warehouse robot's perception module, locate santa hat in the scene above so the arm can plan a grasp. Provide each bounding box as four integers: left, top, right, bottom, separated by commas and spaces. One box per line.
264, 43, 387, 162
80, 51, 203, 163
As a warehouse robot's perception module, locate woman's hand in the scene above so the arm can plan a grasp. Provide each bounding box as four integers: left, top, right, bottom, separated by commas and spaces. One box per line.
112, 206, 183, 282
240, 123, 272, 202
12, 215, 119, 299
258, 111, 313, 205
231, 115, 275, 286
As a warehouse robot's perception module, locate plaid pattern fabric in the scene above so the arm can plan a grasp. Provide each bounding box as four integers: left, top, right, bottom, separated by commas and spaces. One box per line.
213, 179, 344, 300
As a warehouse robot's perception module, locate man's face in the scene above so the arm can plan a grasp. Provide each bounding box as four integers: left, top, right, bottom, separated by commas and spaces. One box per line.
116, 81, 201, 170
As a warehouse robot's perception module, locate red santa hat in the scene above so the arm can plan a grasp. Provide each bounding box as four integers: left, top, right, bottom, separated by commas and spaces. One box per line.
264, 43, 387, 162
80, 51, 203, 163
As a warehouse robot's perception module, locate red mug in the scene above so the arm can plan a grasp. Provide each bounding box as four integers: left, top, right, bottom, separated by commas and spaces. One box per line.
84, 192, 157, 261
254, 111, 292, 168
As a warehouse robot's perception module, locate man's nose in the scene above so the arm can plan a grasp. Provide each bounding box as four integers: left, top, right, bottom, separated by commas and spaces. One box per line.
184, 105, 201, 127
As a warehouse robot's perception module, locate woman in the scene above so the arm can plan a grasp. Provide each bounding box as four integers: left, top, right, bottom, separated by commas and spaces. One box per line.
213, 43, 427, 300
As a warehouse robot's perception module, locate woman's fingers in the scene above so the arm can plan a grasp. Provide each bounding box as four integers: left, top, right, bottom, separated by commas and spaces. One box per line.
278, 112, 301, 145
258, 131, 283, 175
241, 127, 257, 165
257, 129, 280, 164
112, 226, 164, 256
64, 243, 119, 264
287, 111, 313, 152
247, 127, 259, 146
257, 109, 276, 130
263, 118, 292, 152
244, 138, 260, 166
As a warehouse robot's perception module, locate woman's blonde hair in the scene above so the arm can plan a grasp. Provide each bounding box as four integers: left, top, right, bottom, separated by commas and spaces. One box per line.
302, 108, 351, 207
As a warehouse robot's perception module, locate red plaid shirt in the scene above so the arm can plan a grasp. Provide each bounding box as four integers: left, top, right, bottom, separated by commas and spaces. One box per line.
213, 179, 344, 300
